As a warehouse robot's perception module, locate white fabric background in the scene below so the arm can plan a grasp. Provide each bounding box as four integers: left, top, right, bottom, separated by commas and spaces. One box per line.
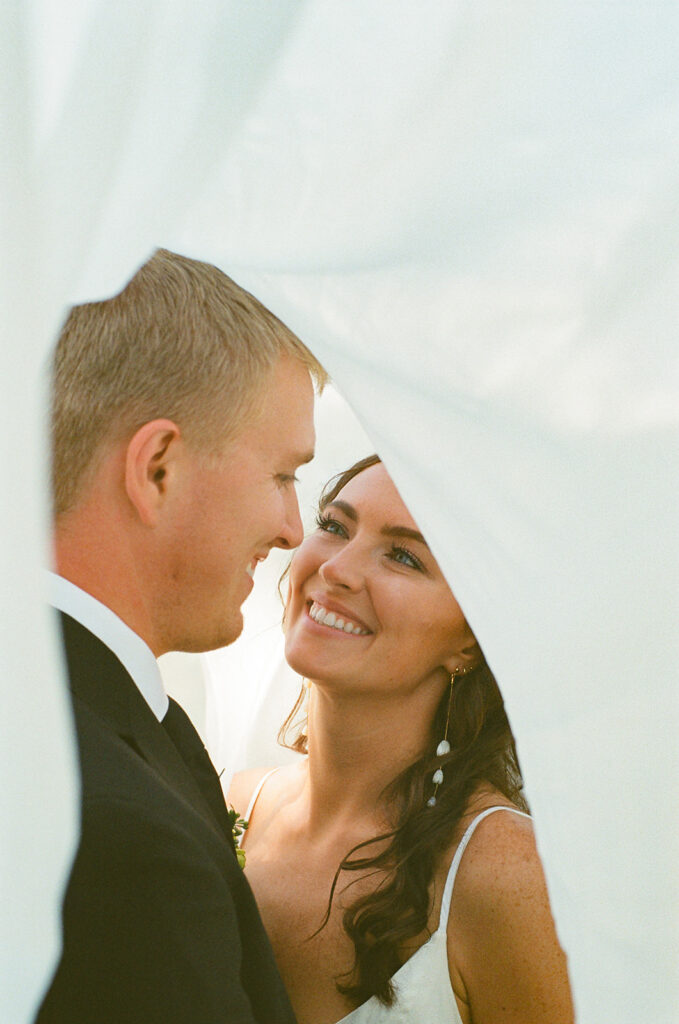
2, 3, 677, 1021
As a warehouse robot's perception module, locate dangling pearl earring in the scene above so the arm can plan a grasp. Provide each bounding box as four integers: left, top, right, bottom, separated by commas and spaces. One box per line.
427, 665, 474, 808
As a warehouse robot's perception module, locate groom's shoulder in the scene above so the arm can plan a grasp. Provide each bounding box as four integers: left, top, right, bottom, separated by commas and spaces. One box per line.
70, 697, 192, 831
69, 692, 140, 783
72, 702, 237, 879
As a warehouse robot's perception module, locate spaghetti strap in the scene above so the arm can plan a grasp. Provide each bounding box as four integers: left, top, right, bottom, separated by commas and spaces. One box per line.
243, 767, 280, 824
438, 805, 532, 928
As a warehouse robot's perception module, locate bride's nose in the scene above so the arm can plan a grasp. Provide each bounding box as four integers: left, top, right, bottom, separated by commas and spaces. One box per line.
318, 543, 364, 591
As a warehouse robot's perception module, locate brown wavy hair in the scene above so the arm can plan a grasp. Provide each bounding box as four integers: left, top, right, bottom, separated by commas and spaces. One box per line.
279, 454, 527, 1007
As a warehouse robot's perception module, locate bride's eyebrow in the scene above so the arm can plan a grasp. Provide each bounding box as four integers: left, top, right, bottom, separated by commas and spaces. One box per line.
381, 525, 429, 549
324, 499, 357, 521
326, 500, 429, 549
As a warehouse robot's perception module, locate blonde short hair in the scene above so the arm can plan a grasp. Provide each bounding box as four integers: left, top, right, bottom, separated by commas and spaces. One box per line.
51, 249, 327, 516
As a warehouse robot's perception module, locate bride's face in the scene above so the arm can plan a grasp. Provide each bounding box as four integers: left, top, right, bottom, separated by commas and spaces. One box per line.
284, 463, 478, 695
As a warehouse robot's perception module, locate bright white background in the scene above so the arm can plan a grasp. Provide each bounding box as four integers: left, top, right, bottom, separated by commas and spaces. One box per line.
2, 3, 677, 1022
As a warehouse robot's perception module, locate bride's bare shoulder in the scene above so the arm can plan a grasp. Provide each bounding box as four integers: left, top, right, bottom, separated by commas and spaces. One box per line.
226, 767, 270, 814
226, 761, 303, 816
449, 789, 535, 890
445, 793, 574, 1021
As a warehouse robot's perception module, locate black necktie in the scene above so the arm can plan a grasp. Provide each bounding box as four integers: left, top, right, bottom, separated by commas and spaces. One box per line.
162, 697, 235, 852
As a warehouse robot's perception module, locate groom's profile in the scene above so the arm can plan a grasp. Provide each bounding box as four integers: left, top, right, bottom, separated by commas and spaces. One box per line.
37, 249, 325, 1024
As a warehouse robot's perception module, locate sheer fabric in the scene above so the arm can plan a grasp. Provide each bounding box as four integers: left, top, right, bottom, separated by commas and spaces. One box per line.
2, 4, 677, 1022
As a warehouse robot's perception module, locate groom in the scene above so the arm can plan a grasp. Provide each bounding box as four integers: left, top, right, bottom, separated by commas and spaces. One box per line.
37, 249, 325, 1023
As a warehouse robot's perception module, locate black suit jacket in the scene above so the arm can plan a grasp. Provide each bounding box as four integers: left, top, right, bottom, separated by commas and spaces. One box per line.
36, 613, 296, 1024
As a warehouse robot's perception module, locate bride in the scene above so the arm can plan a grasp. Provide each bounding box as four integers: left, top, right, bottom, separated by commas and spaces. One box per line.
229, 454, 574, 1024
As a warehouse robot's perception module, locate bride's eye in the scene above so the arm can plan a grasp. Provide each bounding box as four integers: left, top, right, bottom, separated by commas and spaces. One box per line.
315, 513, 348, 538
388, 544, 424, 571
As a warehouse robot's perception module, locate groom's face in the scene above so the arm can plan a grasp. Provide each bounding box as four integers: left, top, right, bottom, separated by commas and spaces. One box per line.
158, 356, 315, 654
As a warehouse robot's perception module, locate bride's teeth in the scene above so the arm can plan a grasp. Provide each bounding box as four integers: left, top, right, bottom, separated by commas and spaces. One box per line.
309, 602, 368, 635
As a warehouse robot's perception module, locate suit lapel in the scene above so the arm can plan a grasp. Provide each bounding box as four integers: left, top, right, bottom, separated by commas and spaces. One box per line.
60, 612, 233, 847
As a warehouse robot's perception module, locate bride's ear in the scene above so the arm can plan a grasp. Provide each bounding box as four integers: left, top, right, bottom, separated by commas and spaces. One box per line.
443, 636, 483, 677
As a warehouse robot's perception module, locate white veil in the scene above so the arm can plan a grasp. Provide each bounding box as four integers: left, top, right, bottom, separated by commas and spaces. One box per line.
3, 4, 677, 1021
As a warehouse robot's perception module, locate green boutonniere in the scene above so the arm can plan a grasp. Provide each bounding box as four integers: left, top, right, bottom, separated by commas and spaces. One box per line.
227, 806, 249, 868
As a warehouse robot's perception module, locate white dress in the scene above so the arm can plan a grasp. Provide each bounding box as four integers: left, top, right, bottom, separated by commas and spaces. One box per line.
243, 777, 530, 1024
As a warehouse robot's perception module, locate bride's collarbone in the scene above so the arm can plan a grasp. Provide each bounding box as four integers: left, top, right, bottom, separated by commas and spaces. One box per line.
246, 823, 395, 948
247, 825, 386, 907
249, 783, 389, 861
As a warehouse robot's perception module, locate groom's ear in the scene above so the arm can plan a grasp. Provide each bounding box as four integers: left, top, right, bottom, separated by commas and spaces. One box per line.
124, 419, 182, 527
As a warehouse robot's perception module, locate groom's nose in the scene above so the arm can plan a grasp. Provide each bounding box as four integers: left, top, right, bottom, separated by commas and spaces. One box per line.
273, 487, 304, 550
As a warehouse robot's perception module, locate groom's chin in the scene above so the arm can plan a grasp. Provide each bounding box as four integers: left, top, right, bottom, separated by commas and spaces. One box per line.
168, 609, 245, 656
204, 610, 245, 654
215, 610, 245, 652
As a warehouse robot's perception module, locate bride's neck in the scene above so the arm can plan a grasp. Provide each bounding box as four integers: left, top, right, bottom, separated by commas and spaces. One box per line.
301, 685, 436, 830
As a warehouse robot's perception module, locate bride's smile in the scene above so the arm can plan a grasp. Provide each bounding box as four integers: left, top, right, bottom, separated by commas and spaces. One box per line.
306, 600, 372, 636
284, 462, 478, 695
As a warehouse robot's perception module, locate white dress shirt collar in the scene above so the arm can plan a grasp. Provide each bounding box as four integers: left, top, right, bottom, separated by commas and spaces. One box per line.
47, 571, 169, 721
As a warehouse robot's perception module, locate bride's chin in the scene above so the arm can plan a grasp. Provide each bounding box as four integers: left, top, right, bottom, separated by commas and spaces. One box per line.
284, 648, 316, 680
284, 640, 328, 683
283, 635, 306, 675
